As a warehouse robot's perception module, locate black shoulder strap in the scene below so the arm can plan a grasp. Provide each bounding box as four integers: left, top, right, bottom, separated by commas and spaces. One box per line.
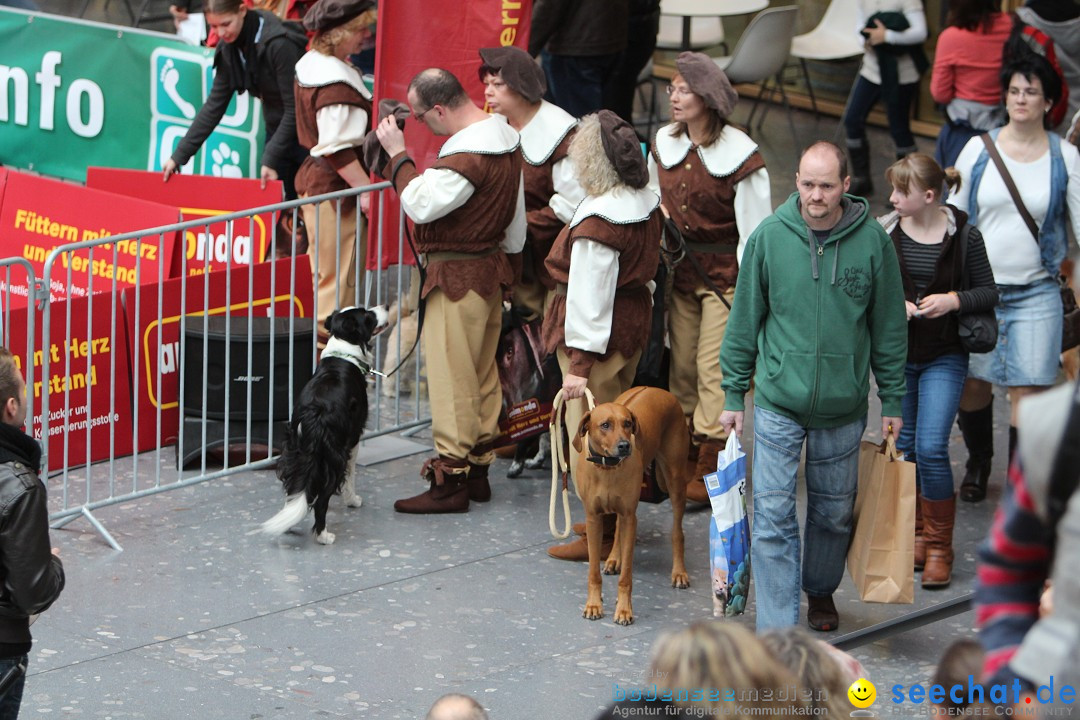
957, 223, 970, 291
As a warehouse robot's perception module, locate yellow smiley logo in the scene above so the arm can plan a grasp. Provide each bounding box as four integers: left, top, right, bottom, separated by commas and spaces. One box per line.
848, 678, 877, 708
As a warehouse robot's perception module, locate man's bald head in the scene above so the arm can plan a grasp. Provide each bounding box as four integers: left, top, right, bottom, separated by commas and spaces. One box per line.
426, 693, 489, 720
409, 68, 471, 112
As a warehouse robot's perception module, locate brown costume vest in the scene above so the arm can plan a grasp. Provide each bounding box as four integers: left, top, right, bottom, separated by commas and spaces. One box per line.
392, 149, 521, 300
294, 81, 372, 197
652, 142, 765, 294
542, 211, 662, 375
522, 130, 574, 290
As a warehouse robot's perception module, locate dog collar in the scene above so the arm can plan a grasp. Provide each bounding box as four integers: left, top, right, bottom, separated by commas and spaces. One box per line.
585, 440, 626, 467
322, 338, 381, 376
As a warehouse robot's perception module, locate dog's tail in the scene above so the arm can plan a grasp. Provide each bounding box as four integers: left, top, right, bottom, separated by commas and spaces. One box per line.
261, 494, 309, 536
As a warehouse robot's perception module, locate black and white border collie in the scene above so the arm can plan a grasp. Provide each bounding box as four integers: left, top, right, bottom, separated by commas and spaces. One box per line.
261, 305, 388, 544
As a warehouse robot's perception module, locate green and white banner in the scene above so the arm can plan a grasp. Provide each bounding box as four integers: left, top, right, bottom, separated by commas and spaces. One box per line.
0, 8, 263, 183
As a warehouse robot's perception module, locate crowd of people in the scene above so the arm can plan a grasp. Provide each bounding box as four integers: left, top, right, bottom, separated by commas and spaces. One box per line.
6, 0, 1080, 717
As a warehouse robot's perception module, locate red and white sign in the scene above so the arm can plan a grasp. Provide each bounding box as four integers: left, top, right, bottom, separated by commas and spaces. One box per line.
122, 257, 315, 453
0, 168, 180, 307
8, 293, 136, 471
86, 167, 285, 277
369, 0, 533, 269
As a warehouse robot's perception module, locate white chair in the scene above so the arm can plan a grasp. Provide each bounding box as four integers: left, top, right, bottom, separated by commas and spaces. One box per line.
790, 0, 865, 117
656, 14, 727, 54
713, 6, 800, 140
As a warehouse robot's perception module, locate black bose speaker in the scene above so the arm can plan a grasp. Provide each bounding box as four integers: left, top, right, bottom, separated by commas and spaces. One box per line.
182, 316, 315, 422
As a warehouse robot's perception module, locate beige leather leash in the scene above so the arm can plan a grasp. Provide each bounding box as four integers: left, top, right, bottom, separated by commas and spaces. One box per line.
548, 387, 595, 538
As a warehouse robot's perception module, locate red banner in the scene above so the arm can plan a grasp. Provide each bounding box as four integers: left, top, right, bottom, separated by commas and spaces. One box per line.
8, 293, 135, 471
368, 0, 532, 269
122, 257, 315, 453
85, 168, 285, 277
0, 168, 180, 307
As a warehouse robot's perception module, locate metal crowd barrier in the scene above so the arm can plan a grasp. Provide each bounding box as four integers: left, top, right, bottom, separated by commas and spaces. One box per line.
10, 182, 428, 551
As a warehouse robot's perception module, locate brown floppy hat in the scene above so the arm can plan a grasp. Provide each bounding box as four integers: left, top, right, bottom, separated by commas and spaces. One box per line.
304, 0, 376, 33
674, 51, 737, 117
597, 110, 648, 189
477, 46, 546, 104
363, 99, 409, 178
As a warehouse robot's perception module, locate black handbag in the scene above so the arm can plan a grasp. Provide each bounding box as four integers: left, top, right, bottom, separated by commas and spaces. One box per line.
955, 224, 998, 354
980, 133, 1080, 352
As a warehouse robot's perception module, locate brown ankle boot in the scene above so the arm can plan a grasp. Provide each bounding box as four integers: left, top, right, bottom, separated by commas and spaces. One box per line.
686, 440, 724, 504
921, 495, 956, 588
466, 462, 491, 502
914, 493, 925, 571
548, 513, 615, 561
394, 457, 470, 514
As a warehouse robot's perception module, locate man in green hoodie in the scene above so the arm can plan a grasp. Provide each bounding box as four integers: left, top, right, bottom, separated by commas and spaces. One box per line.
719, 141, 907, 632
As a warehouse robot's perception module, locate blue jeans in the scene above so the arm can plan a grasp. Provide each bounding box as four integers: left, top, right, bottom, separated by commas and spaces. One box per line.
541, 51, 620, 119
843, 76, 918, 152
898, 353, 968, 500
751, 406, 866, 630
0, 655, 26, 720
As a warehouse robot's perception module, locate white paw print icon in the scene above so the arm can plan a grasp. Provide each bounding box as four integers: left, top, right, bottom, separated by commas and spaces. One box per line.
210, 142, 243, 178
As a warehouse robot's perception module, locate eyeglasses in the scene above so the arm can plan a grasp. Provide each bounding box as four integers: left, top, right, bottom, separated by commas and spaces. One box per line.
413, 106, 434, 122
665, 85, 692, 98
1007, 87, 1044, 99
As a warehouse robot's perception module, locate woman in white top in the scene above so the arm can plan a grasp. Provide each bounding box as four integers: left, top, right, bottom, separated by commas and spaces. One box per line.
950, 55, 1080, 503
843, 0, 928, 196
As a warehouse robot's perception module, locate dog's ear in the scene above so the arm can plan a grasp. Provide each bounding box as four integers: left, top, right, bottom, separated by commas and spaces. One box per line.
627, 410, 638, 438
572, 411, 591, 453
324, 311, 338, 335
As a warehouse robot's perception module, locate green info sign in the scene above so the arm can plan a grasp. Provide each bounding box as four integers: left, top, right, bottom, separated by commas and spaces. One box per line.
0, 8, 263, 183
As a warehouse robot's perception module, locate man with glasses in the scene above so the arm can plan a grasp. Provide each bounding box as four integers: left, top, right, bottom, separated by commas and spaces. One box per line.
375, 68, 526, 514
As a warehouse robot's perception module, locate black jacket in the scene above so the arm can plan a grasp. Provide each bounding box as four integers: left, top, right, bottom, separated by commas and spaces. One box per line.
0, 423, 63, 654
171, 9, 307, 174
889, 208, 999, 363
528, 0, 628, 57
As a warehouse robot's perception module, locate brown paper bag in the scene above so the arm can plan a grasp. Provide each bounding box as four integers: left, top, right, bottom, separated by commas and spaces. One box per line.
846, 436, 916, 604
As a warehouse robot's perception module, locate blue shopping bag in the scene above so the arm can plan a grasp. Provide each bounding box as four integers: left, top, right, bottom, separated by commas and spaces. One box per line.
704, 437, 751, 617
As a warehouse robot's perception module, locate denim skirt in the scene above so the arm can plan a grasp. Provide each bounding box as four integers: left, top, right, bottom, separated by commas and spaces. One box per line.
968, 276, 1061, 387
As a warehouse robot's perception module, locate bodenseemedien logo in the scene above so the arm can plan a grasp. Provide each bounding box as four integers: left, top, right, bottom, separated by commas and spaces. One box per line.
849, 678, 877, 717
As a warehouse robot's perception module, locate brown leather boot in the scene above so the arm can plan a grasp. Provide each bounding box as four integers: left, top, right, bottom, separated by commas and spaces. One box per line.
914, 492, 925, 571
548, 513, 615, 561
394, 457, 469, 514
466, 461, 491, 503
921, 495, 956, 588
686, 440, 724, 504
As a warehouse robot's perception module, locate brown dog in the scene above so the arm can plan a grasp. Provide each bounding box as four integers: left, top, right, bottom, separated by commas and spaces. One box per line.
572, 386, 690, 625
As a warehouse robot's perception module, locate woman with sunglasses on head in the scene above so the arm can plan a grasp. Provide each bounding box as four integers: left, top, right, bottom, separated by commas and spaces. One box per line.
950, 55, 1080, 503
646, 52, 772, 504
162, 0, 308, 199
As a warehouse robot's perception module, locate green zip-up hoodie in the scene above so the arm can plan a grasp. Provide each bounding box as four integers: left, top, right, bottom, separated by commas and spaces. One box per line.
720, 192, 908, 429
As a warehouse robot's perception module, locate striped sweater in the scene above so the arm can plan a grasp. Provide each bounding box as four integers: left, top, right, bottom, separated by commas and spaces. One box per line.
975, 460, 1051, 686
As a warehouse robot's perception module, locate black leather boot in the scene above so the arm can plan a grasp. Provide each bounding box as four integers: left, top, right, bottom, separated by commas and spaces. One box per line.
846, 139, 873, 197
957, 400, 994, 503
